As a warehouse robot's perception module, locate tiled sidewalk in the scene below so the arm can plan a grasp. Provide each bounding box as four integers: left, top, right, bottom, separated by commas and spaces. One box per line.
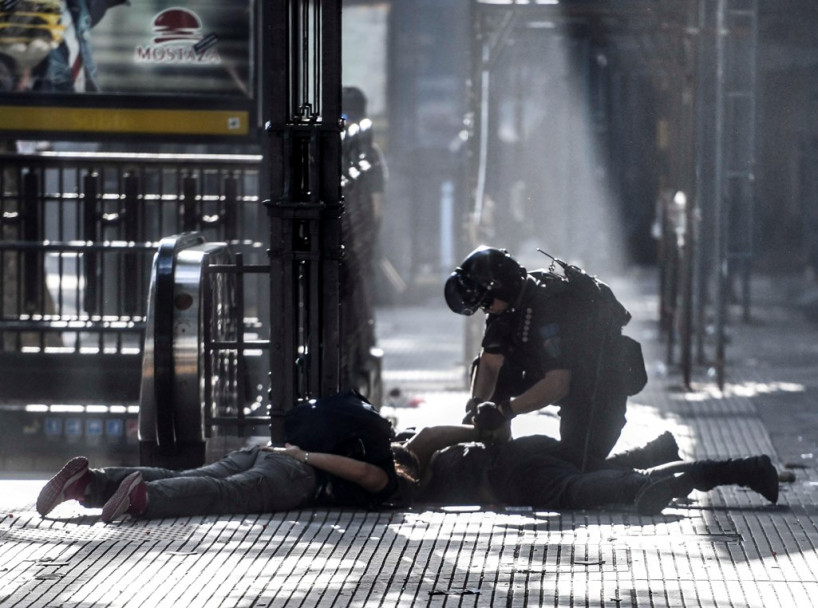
2, 272, 818, 607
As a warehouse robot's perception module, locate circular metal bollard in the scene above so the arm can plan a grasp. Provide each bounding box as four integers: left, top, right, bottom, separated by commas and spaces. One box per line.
139, 233, 238, 468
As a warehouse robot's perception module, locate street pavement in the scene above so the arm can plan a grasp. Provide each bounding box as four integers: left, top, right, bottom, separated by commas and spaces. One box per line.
2, 269, 818, 607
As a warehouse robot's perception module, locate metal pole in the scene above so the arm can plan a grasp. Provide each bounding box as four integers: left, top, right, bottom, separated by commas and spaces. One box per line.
265, 0, 343, 441
265, 0, 291, 442
739, 0, 759, 323
679, 0, 701, 389
319, 0, 343, 395
693, 0, 710, 368
713, 0, 727, 390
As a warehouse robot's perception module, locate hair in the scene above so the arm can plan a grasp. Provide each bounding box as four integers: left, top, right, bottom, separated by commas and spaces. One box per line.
342, 86, 367, 122
389, 443, 421, 507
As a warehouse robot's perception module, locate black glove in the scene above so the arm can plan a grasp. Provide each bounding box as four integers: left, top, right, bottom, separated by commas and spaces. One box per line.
473, 400, 514, 432
462, 396, 482, 424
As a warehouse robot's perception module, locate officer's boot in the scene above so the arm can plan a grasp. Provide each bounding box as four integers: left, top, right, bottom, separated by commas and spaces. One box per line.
681, 455, 779, 504
605, 431, 681, 469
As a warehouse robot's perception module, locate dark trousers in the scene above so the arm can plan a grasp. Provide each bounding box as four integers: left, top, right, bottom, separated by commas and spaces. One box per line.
488, 436, 647, 509
82, 446, 317, 518
487, 358, 628, 470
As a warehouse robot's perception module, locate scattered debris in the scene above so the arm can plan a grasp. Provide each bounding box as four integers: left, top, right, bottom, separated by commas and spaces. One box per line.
429, 587, 480, 596
573, 559, 605, 567
385, 387, 423, 408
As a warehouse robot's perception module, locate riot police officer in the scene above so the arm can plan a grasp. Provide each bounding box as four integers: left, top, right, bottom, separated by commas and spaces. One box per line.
445, 245, 637, 470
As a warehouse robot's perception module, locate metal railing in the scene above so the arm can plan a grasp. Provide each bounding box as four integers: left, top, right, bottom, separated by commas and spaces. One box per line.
0, 123, 385, 467
0, 151, 265, 405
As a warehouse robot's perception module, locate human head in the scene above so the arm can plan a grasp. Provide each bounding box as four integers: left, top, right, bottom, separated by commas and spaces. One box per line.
444, 246, 526, 315
419, 442, 496, 504
342, 86, 368, 123
389, 443, 421, 507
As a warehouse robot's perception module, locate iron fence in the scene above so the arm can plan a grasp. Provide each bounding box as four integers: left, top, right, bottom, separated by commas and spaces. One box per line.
0, 124, 384, 467
0, 151, 265, 407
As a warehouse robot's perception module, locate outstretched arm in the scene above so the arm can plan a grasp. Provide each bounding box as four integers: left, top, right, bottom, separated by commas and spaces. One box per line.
404, 425, 481, 473
262, 444, 389, 493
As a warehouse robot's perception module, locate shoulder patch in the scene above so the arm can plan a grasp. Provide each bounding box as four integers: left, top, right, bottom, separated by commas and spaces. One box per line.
539, 323, 561, 357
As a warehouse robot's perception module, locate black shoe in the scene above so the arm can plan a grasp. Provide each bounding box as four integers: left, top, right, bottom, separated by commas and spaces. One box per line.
686, 455, 780, 504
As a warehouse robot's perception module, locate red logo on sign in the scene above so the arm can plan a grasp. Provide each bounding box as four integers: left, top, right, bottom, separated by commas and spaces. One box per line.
152, 8, 202, 44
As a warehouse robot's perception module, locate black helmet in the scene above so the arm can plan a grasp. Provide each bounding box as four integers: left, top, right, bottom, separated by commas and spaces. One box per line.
444, 246, 526, 315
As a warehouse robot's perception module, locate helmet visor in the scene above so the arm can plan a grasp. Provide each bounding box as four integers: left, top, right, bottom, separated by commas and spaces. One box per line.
445, 271, 493, 316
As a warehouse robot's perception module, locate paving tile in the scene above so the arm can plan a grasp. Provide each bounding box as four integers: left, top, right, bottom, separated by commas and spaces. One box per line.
4, 272, 818, 606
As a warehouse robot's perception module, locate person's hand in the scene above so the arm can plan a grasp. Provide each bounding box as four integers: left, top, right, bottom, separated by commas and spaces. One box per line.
262, 443, 307, 462
462, 396, 482, 424
473, 401, 509, 432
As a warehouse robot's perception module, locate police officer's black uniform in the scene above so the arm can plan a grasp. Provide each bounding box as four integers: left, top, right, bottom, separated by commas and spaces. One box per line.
445, 246, 633, 471
479, 273, 628, 469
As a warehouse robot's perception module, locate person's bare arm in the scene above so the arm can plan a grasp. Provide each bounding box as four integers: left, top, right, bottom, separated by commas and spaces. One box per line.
404, 425, 480, 473
262, 444, 389, 493
471, 351, 503, 401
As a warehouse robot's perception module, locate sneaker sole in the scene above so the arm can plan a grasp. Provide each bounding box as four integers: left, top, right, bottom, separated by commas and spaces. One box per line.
101, 472, 143, 523
36, 456, 89, 516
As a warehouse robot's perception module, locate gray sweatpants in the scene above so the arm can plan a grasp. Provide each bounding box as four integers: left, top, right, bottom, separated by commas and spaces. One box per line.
82, 446, 317, 518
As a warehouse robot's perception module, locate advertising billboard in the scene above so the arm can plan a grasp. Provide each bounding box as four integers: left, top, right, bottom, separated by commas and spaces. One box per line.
0, 0, 255, 140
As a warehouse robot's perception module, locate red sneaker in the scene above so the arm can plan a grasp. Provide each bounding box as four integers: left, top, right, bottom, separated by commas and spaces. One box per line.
36, 456, 90, 516
101, 472, 147, 523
